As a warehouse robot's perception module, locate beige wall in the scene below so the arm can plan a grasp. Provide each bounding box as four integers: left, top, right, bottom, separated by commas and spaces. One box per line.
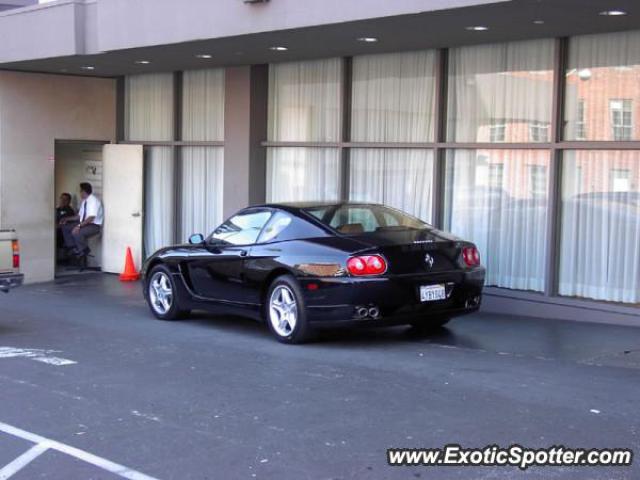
0, 71, 115, 283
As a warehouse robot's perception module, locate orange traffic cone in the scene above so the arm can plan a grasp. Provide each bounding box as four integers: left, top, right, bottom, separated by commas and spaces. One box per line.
119, 247, 140, 282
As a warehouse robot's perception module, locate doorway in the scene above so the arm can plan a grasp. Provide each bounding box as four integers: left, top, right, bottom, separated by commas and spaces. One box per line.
54, 140, 107, 276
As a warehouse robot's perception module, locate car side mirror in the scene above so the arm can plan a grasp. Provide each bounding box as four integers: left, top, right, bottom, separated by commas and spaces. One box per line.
188, 233, 205, 245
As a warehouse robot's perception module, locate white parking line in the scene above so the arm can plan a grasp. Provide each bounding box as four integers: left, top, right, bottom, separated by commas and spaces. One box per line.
0, 347, 77, 366
0, 442, 49, 480
0, 421, 159, 480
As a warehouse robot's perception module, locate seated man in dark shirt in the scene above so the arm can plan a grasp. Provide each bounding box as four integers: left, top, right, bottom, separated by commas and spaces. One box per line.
56, 193, 75, 252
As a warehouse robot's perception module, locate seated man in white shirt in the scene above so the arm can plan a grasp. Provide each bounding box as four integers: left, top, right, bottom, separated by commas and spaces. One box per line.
60, 182, 104, 257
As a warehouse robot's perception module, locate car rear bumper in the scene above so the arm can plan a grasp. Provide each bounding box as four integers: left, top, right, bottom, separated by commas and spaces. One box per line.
0, 273, 24, 292
301, 267, 484, 325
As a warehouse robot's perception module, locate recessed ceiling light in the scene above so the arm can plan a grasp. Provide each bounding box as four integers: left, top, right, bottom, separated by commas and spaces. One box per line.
269, 46, 288, 51
195, 54, 212, 59
80, 66, 95, 71
135, 60, 151, 65
533, 19, 545, 25
599, 9, 627, 16
357, 37, 378, 43
465, 25, 489, 31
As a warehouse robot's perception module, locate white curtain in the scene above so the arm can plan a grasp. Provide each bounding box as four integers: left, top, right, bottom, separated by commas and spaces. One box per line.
559, 151, 640, 303
267, 148, 340, 202
564, 30, 640, 141
352, 51, 436, 142
180, 69, 225, 240
444, 149, 549, 291
125, 74, 175, 255
447, 39, 554, 142
182, 68, 225, 141
268, 58, 342, 141
350, 149, 433, 222
125, 73, 174, 141
180, 147, 223, 241
144, 147, 175, 255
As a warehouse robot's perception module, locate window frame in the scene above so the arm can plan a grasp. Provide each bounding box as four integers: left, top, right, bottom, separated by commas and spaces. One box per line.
610, 99, 634, 141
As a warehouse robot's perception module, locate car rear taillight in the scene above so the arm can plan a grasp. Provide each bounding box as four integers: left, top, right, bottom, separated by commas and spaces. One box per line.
461, 246, 480, 267
11, 240, 19, 269
346, 255, 387, 276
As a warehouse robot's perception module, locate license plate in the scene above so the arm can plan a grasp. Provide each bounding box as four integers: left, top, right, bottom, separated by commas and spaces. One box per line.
420, 284, 446, 302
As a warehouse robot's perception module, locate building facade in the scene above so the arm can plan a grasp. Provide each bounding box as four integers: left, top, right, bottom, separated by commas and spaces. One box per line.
0, 0, 639, 324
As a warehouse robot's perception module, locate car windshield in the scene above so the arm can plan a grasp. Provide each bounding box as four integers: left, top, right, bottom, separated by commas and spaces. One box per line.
304, 205, 427, 235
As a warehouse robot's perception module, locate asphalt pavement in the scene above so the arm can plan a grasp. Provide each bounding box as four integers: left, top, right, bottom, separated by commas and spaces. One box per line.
0, 273, 638, 479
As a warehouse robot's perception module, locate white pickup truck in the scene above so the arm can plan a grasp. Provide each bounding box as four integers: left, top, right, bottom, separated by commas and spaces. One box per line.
0, 230, 23, 292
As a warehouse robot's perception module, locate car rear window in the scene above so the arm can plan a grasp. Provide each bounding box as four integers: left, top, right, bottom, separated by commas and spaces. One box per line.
304, 205, 427, 235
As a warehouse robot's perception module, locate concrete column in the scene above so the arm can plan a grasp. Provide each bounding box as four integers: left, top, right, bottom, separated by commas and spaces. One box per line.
223, 65, 268, 218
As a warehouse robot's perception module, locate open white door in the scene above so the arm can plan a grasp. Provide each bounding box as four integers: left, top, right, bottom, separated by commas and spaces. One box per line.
101, 144, 144, 274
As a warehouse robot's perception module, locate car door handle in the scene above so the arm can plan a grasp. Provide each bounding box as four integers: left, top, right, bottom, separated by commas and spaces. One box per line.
239, 249, 248, 257
131, 212, 141, 218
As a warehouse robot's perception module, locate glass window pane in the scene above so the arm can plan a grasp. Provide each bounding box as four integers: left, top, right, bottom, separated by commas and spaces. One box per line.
559, 150, 640, 303
258, 212, 293, 243
266, 147, 340, 202
144, 147, 175, 255
212, 210, 272, 246
305, 204, 427, 233
349, 149, 434, 223
180, 147, 223, 241
329, 207, 379, 232
447, 39, 554, 143
444, 149, 550, 291
565, 30, 640, 141
125, 73, 174, 141
351, 51, 436, 142
268, 59, 342, 142
182, 69, 225, 141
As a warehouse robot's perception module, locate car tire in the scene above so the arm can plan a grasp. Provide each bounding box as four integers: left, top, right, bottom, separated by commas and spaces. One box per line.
265, 274, 313, 344
145, 264, 190, 321
409, 316, 451, 332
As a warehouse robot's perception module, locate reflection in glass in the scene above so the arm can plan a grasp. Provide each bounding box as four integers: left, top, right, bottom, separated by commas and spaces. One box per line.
444, 149, 550, 291
447, 39, 554, 142
212, 211, 271, 246
564, 30, 640, 141
349, 149, 434, 222
266, 148, 340, 202
559, 151, 640, 303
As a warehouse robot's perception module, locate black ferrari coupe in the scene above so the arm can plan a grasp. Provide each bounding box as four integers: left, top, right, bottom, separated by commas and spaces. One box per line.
142, 203, 485, 343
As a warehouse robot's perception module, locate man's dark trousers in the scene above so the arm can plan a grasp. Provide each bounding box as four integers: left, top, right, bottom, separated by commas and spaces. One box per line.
61, 223, 101, 253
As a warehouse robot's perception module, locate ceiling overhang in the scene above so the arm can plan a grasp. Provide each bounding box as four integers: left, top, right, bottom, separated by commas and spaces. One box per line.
0, 0, 639, 77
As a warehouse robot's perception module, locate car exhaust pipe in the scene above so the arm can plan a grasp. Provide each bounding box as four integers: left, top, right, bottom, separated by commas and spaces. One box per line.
368, 306, 380, 319
356, 307, 369, 319
465, 296, 481, 308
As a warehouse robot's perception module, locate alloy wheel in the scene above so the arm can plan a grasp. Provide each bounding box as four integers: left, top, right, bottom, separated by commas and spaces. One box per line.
269, 285, 298, 337
149, 271, 173, 315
